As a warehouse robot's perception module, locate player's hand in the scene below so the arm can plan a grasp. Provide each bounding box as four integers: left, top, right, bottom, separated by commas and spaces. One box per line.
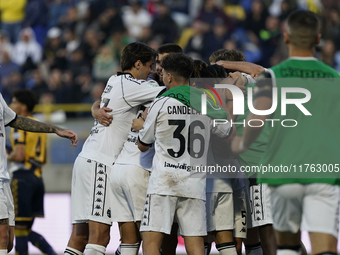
231, 136, 246, 155
141, 107, 149, 120
228, 72, 247, 93
55, 129, 78, 147
132, 117, 144, 131
95, 107, 113, 126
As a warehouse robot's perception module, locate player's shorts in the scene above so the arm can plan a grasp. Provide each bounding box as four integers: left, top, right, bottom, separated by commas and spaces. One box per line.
270, 183, 340, 238
248, 183, 273, 228
71, 156, 112, 225
110, 164, 150, 222
206, 192, 234, 232
11, 169, 44, 223
0, 180, 15, 226
233, 187, 248, 238
140, 194, 207, 236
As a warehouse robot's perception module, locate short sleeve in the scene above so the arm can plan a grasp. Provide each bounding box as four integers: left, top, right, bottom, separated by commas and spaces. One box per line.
0, 94, 16, 126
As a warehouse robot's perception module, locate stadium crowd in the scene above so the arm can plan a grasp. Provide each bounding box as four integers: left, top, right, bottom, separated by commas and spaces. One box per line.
0, 0, 339, 108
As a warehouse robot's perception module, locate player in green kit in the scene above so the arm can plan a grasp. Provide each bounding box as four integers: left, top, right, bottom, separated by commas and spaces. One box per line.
231, 10, 340, 255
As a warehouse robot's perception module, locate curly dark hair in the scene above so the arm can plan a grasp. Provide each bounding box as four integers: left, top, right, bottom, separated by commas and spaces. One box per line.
161, 53, 194, 81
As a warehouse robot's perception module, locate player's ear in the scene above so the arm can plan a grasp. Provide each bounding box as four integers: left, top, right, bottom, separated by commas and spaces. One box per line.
134, 60, 141, 70
316, 33, 321, 45
168, 73, 172, 84
283, 32, 289, 45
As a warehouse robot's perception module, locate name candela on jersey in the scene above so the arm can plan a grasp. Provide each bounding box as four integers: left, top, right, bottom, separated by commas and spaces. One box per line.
167, 105, 201, 115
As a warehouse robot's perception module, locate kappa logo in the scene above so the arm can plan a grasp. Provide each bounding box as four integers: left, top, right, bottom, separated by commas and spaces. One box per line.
97, 184, 104, 188
97, 177, 104, 181
240, 227, 246, 233
95, 205, 102, 209
98, 163, 104, 168
95, 198, 102, 202
104, 85, 113, 93
94, 212, 101, 216
96, 191, 103, 195
98, 170, 105, 174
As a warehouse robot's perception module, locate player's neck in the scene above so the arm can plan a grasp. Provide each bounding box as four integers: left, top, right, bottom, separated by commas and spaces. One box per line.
166, 82, 188, 90
288, 46, 315, 58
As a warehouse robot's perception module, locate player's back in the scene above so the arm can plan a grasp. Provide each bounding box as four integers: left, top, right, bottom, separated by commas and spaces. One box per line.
145, 97, 219, 200
79, 73, 162, 167
259, 57, 340, 185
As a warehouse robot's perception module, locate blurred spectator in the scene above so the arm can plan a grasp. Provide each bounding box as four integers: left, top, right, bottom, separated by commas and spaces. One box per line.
24, 0, 49, 46
0, 50, 20, 82
106, 29, 132, 61
184, 20, 209, 60
13, 28, 43, 72
26, 69, 49, 101
243, 0, 268, 42
203, 17, 229, 62
80, 29, 102, 66
43, 27, 67, 71
63, 28, 80, 53
46, 68, 71, 103
258, 15, 281, 67
93, 45, 119, 81
278, 0, 297, 21
97, 5, 124, 39
73, 72, 93, 103
320, 40, 338, 68
195, 0, 235, 32
0, 0, 27, 43
321, 9, 340, 46
58, 5, 78, 32
151, 2, 178, 44
1, 72, 25, 103
0, 30, 14, 63
67, 48, 90, 78
48, 0, 73, 28
122, 0, 152, 40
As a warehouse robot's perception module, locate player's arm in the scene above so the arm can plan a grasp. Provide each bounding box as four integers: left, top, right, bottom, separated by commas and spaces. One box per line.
216, 61, 265, 78
8, 116, 78, 146
138, 101, 159, 152
231, 72, 272, 154
91, 100, 113, 126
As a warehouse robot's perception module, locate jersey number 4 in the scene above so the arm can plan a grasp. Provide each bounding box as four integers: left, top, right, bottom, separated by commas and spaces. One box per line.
167, 120, 205, 159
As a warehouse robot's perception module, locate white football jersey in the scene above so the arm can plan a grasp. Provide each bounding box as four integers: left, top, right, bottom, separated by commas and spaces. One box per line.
138, 96, 232, 200
0, 93, 16, 180
79, 73, 162, 166
115, 112, 155, 171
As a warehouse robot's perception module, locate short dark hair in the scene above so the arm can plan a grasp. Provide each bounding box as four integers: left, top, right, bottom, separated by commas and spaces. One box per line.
287, 10, 319, 49
161, 53, 194, 81
194, 65, 228, 89
192, 60, 208, 78
157, 43, 183, 55
120, 42, 157, 71
12, 89, 38, 113
209, 49, 245, 63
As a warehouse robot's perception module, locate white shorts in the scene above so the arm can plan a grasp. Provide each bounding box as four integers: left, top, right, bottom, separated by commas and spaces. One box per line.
233, 187, 247, 238
270, 183, 340, 238
140, 194, 207, 236
110, 164, 150, 222
248, 183, 273, 228
206, 192, 234, 232
0, 180, 15, 226
71, 156, 112, 225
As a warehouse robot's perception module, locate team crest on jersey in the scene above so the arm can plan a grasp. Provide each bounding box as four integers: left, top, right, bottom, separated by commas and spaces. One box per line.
142, 80, 159, 88
103, 85, 113, 93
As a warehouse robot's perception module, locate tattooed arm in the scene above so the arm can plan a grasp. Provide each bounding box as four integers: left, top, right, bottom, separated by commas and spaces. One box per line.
8, 116, 78, 146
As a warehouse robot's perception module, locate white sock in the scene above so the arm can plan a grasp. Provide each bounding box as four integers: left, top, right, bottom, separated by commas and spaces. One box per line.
65, 246, 83, 255
245, 243, 263, 255
277, 248, 301, 255
0, 249, 7, 255
216, 242, 237, 255
84, 244, 106, 255
120, 243, 139, 255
